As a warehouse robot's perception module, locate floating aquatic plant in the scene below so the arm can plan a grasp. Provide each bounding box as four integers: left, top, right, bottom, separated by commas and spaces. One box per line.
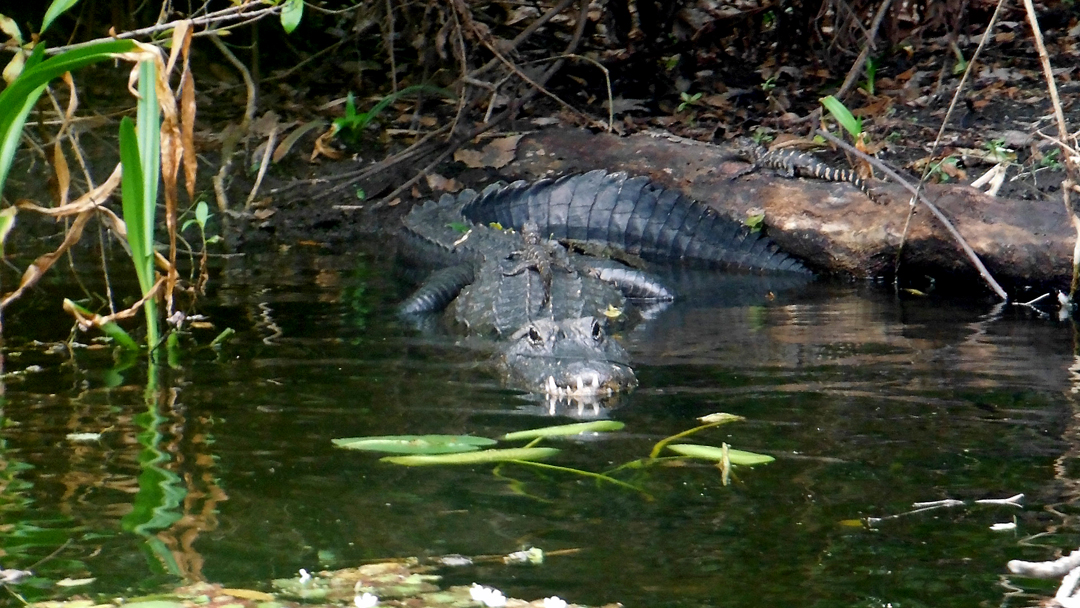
332, 413, 774, 496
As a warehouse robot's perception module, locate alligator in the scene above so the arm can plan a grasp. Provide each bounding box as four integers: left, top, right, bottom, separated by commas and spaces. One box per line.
729, 137, 878, 202
455, 170, 811, 273
399, 170, 809, 403
400, 189, 672, 403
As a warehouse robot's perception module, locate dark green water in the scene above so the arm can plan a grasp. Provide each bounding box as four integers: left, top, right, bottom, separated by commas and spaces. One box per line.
1, 249, 1076, 608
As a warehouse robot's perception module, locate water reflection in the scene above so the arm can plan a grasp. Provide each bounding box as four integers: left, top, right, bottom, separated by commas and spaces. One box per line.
0, 250, 1076, 608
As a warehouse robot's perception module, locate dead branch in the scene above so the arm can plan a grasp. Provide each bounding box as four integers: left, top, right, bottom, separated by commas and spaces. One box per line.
815, 130, 1008, 301
374, 0, 591, 209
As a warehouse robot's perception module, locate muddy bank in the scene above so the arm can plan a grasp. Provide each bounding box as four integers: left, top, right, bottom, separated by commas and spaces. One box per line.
254, 128, 1070, 293
499, 129, 1071, 291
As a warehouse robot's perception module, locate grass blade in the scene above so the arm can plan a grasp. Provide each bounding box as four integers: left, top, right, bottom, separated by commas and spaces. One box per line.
502, 421, 625, 441
0, 40, 137, 202
667, 443, 775, 465
41, 0, 83, 35
382, 447, 560, 466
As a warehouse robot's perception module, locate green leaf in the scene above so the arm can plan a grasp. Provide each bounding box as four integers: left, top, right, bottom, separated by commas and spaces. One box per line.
820, 95, 862, 138
332, 435, 498, 455
344, 92, 357, 119
195, 200, 209, 228
0, 204, 16, 257
334, 85, 454, 136
382, 447, 560, 466
41, 0, 83, 35
0, 40, 137, 197
666, 444, 775, 465
502, 421, 625, 441
118, 116, 146, 272
744, 212, 764, 233
135, 59, 159, 288
209, 328, 235, 348
280, 0, 304, 34
63, 299, 140, 352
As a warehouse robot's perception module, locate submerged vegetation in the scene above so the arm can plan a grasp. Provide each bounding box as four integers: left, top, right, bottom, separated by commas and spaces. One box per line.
10, 559, 616, 608
335, 415, 773, 497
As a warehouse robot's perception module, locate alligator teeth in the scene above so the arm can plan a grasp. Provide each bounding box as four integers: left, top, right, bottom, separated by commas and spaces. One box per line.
591, 372, 600, 388
576, 378, 584, 392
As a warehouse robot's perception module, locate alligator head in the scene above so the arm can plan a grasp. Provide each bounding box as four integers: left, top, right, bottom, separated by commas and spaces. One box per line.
500, 316, 637, 401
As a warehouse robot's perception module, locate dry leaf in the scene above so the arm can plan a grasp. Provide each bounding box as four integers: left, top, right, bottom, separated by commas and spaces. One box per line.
425, 173, 460, 193
251, 111, 281, 136
453, 135, 523, 169
454, 149, 486, 168
311, 130, 344, 162
221, 588, 275, 601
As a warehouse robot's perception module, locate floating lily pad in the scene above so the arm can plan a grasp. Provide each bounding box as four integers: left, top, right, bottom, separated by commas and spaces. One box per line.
382, 447, 560, 466
502, 421, 624, 441
666, 444, 775, 465
332, 435, 498, 454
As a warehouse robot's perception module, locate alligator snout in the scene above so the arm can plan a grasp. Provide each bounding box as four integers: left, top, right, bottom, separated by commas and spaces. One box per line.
540, 361, 637, 400
501, 317, 637, 400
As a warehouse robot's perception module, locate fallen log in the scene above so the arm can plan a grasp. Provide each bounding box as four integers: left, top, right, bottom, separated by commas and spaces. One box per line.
502, 128, 1070, 290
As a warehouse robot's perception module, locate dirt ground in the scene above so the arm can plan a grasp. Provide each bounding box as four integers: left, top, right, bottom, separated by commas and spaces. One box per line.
199, 2, 1080, 299
7, 1, 1080, 301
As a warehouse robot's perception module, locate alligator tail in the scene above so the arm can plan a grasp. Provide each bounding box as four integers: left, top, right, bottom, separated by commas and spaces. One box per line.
459, 170, 809, 274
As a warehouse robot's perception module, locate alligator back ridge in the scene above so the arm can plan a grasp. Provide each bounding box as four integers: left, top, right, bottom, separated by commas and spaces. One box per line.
458, 170, 809, 274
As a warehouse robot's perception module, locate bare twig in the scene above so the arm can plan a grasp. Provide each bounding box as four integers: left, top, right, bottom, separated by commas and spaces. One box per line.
467, 0, 576, 81
375, 0, 590, 209
307, 123, 451, 201
815, 129, 1008, 301
525, 53, 614, 132
385, 0, 398, 93
835, 0, 892, 100
451, 0, 595, 126
208, 33, 256, 134
35, 3, 281, 55
1009, 549, 1080, 579
245, 126, 277, 210
1020, 0, 1080, 297
892, 0, 1005, 280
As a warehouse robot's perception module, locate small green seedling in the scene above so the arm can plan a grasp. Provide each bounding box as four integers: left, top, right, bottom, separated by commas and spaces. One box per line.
677, 91, 702, 113
820, 95, 863, 139
862, 57, 878, 95
331, 85, 451, 147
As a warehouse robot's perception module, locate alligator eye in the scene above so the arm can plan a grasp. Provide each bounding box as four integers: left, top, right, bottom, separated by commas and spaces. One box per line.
527, 327, 543, 346
591, 320, 603, 341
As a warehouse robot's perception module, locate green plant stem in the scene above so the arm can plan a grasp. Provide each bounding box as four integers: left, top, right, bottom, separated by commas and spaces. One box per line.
136, 59, 160, 352
604, 456, 683, 476
649, 422, 724, 459
507, 459, 652, 498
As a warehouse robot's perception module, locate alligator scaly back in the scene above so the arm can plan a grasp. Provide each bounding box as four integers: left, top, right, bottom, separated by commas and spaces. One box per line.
458, 170, 809, 274
401, 191, 631, 337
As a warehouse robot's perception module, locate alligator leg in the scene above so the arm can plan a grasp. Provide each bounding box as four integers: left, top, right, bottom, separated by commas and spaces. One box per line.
399, 264, 476, 315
